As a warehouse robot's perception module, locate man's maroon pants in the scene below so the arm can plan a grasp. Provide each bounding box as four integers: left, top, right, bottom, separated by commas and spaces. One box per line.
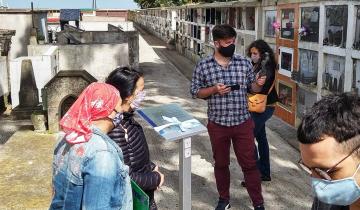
207, 118, 264, 207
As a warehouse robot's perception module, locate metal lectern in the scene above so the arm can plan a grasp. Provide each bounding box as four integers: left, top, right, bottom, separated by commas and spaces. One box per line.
137, 103, 207, 210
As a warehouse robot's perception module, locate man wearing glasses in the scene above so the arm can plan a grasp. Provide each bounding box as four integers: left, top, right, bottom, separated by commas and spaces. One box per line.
297, 92, 360, 210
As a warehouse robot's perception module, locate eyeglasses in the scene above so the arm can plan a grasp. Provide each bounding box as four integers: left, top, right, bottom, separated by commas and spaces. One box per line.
298, 144, 360, 181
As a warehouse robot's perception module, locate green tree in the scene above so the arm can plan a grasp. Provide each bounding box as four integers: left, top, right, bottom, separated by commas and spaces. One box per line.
134, 0, 189, 8
134, 0, 230, 9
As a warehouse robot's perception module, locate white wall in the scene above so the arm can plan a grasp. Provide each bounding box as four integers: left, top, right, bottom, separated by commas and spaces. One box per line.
0, 14, 33, 59
10, 43, 128, 107
10, 46, 58, 108
0, 13, 49, 59
0, 56, 8, 96
82, 16, 126, 22
80, 21, 134, 31
28, 45, 56, 56
58, 43, 129, 81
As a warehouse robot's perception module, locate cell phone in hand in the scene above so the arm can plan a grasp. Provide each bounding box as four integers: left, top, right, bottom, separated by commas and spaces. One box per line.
226, 84, 240, 91
258, 52, 269, 77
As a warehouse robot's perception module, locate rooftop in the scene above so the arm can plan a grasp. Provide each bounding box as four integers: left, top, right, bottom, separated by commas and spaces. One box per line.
0, 8, 48, 13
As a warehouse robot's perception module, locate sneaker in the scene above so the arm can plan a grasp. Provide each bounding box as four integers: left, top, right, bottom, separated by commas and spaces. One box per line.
215, 199, 231, 210
254, 204, 265, 210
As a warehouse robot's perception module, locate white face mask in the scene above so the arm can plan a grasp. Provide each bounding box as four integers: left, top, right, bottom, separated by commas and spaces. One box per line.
130, 90, 146, 110
251, 54, 260, 63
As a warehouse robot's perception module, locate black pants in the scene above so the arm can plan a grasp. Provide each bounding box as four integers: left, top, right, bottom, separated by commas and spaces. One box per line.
145, 190, 157, 210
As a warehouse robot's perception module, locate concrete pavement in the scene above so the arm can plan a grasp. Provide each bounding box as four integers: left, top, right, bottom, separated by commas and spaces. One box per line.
135, 26, 313, 209
0, 26, 313, 210
0, 130, 55, 209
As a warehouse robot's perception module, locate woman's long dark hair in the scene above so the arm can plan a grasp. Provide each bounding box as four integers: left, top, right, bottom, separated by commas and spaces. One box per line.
246, 39, 277, 71
105, 66, 143, 101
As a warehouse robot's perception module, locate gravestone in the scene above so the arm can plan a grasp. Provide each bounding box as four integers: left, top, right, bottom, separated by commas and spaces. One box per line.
11, 59, 41, 120
19, 59, 39, 108
43, 70, 97, 132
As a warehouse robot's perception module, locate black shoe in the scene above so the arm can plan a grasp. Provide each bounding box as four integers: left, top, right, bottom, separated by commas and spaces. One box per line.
254, 204, 265, 210
241, 176, 271, 187
241, 181, 246, 187
149, 199, 158, 210
215, 199, 231, 210
261, 175, 271, 182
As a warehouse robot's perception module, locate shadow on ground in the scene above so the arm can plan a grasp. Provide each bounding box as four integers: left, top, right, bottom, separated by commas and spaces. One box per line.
134, 25, 313, 210
0, 23, 313, 210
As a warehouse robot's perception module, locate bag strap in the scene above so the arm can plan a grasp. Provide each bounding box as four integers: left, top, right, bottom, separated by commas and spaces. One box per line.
267, 81, 275, 95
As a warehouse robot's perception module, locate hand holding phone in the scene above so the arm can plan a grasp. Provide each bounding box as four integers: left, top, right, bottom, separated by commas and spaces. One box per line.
214, 83, 231, 95
226, 84, 240, 91
258, 52, 269, 77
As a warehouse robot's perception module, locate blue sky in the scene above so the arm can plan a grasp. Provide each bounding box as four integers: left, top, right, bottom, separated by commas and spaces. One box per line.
5, 0, 139, 9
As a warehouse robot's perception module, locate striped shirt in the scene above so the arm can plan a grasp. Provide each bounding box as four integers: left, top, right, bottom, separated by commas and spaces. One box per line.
190, 54, 255, 126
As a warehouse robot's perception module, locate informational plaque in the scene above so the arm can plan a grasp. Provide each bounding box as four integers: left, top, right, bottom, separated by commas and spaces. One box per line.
136, 103, 207, 141
137, 103, 207, 210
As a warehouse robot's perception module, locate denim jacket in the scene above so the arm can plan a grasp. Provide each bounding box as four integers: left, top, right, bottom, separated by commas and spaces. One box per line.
49, 126, 133, 210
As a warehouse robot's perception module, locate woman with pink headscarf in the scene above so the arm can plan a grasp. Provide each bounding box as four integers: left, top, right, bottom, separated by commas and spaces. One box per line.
49, 82, 133, 210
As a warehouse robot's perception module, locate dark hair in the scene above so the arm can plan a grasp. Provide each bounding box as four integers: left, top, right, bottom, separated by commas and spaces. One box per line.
246, 39, 277, 71
297, 92, 360, 156
212, 24, 237, 41
105, 66, 143, 101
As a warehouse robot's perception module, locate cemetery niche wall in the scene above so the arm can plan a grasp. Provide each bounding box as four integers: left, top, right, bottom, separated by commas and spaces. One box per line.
297, 49, 318, 85
281, 9, 295, 40
300, 7, 319, 42
278, 81, 293, 111
323, 54, 345, 93
353, 59, 360, 96
265, 10, 276, 37
354, 6, 360, 50
323, 5, 347, 48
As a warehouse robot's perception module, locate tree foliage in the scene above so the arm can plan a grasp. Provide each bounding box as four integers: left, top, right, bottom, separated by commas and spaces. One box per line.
134, 0, 230, 9
134, 0, 188, 9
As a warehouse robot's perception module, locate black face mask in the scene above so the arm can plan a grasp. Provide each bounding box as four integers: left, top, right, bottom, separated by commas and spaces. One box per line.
218, 44, 235, 58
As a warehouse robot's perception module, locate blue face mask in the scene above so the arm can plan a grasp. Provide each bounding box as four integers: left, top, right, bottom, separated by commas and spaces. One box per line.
311, 165, 360, 206
112, 112, 123, 128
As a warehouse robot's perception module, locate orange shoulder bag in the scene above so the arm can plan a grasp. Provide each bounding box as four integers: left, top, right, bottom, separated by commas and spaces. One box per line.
248, 81, 275, 113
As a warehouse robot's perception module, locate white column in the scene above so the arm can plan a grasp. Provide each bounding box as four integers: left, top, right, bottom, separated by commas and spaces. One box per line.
317, 3, 326, 100
344, 3, 356, 92
179, 137, 192, 210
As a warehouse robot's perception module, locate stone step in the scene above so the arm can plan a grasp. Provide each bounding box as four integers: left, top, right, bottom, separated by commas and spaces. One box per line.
10, 106, 43, 120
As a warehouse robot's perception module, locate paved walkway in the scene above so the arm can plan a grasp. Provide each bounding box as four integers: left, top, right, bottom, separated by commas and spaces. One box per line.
136, 25, 299, 151
135, 25, 313, 209
0, 130, 55, 209
0, 26, 313, 209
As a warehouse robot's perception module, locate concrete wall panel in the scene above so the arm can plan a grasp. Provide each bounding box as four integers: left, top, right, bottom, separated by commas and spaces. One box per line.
58, 44, 129, 81
0, 14, 32, 59
0, 57, 8, 96
80, 21, 134, 31
10, 55, 56, 108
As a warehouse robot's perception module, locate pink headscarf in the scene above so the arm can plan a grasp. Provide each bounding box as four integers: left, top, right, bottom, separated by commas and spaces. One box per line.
60, 82, 120, 144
